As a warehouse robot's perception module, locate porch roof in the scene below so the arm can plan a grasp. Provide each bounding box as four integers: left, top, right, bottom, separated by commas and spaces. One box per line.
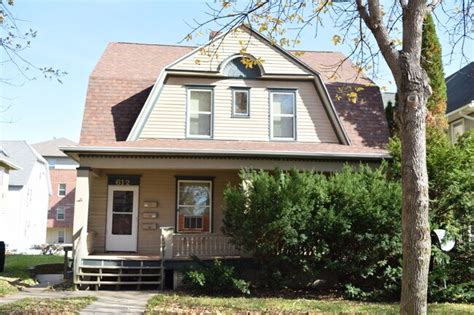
61, 138, 390, 161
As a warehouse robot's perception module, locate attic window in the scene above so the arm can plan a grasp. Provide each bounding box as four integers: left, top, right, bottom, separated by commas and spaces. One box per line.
223, 57, 261, 78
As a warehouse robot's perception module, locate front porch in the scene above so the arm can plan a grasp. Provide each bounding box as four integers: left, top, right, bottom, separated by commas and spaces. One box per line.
72, 167, 246, 289
70, 154, 369, 289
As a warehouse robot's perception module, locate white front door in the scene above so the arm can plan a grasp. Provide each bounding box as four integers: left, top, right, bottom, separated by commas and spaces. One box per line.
106, 185, 139, 252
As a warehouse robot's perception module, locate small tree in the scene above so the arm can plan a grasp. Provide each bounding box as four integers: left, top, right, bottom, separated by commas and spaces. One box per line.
421, 14, 448, 129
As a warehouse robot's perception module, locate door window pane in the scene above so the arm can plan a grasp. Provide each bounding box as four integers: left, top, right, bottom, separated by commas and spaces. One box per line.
113, 191, 134, 213
112, 214, 132, 235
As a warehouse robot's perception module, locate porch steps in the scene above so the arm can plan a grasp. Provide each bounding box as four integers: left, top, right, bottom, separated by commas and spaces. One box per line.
76, 257, 162, 290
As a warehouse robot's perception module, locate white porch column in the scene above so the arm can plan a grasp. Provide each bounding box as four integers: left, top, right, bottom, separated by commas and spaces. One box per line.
161, 226, 174, 260
73, 167, 91, 259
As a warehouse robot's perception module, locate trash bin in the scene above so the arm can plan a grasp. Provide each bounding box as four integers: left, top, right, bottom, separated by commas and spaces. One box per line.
0, 241, 5, 273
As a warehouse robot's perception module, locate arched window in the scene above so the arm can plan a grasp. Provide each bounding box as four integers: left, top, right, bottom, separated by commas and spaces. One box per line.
222, 57, 262, 78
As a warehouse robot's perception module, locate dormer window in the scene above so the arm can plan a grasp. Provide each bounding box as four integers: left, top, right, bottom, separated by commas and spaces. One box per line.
232, 87, 250, 117
223, 57, 261, 78
186, 87, 214, 138
270, 90, 296, 140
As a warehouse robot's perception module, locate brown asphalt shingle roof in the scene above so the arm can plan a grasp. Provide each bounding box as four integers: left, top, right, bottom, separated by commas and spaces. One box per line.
79, 42, 389, 154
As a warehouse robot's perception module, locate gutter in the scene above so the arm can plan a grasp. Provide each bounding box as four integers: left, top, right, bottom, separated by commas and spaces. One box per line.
61, 145, 391, 161
0, 158, 22, 170
447, 101, 474, 121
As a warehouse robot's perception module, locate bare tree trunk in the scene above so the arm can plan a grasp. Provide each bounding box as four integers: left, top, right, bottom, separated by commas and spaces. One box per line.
398, 52, 432, 315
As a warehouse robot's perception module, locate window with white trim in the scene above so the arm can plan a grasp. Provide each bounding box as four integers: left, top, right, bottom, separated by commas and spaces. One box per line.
187, 88, 213, 138
56, 207, 65, 221
177, 180, 212, 232
232, 88, 250, 117
58, 183, 66, 196
57, 230, 65, 244
451, 120, 465, 143
270, 91, 296, 140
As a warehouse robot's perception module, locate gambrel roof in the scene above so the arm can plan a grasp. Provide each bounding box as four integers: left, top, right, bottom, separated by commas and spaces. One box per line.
78, 27, 389, 157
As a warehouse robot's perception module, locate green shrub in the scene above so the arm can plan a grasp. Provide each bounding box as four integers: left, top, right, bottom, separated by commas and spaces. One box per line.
389, 128, 474, 303
223, 164, 402, 299
183, 259, 250, 295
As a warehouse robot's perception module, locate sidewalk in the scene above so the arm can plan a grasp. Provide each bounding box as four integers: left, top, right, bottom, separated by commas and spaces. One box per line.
0, 287, 156, 314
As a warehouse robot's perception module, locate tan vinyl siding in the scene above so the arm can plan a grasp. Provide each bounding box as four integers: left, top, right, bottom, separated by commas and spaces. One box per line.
169, 29, 310, 75
87, 169, 240, 255
139, 76, 339, 143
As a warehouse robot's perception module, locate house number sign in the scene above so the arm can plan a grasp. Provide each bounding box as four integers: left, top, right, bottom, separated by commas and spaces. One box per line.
108, 175, 140, 186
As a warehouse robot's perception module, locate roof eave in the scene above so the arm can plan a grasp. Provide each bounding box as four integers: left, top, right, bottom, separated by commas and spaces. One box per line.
61, 146, 391, 161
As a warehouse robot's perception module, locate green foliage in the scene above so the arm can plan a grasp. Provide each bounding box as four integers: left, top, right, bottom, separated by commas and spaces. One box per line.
421, 14, 448, 128
223, 165, 402, 299
389, 129, 474, 302
183, 259, 250, 295
389, 129, 474, 234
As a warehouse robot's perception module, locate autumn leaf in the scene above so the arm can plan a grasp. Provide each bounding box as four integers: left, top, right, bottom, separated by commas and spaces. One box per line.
194, 59, 201, 65
332, 35, 342, 45
347, 92, 358, 104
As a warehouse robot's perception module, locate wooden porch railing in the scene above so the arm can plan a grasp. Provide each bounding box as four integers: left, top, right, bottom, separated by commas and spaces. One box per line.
171, 233, 242, 258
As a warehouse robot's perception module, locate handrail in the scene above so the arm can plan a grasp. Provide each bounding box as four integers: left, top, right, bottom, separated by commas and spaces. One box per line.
172, 233, 242, 258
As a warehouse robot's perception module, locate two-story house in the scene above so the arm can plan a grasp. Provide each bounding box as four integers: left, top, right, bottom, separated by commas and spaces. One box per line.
33, 138, 78, 245
63, 26, 390, 290
446, 62, 474, 143
0, 141, 51, 252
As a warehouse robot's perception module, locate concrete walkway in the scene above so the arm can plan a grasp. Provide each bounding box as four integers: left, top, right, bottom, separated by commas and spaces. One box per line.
0, 287, 157, 314
80, 291, 156, 314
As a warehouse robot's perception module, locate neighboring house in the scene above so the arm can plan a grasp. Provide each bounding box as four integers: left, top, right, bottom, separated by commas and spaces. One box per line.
33, 138, 78, 246
0, 141, 51, 252
0, 148, 21, 211
63, 25, 390, 289
446, 62, 474, 143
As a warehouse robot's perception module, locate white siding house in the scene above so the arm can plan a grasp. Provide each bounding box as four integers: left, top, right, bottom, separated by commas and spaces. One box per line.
0, 141, 51, 252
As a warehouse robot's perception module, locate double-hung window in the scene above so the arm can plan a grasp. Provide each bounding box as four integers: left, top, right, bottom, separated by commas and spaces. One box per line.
57, 230, 65, 244
270, 91, 296, 140
232, 88, 250, 117
58, 183, 66, 196
56, 207, 65, 221
177, 180, 212, 232
187, 88, 213, 138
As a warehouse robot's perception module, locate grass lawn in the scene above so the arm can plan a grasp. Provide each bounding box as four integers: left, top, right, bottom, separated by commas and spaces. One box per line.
146, 294, 474, 314
0, 297, 96, 314
0, 279, 18, 296
2, 254, 63, 279
0, 255, 64, 297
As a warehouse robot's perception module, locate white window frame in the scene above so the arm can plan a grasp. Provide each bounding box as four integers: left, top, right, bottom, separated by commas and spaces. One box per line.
186, 88, 214, 139
184, 216, 204, 229
269, 91, 297, 141
451, 119, 465, 143
232, 88, 250, 117
57, 230, 65, 244
56, 207, 65, 221
58, 183, 66, 196
176, 179, 212, 233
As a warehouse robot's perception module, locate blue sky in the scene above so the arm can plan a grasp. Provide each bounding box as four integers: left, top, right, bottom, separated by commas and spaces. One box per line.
1, 0, 470, 144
